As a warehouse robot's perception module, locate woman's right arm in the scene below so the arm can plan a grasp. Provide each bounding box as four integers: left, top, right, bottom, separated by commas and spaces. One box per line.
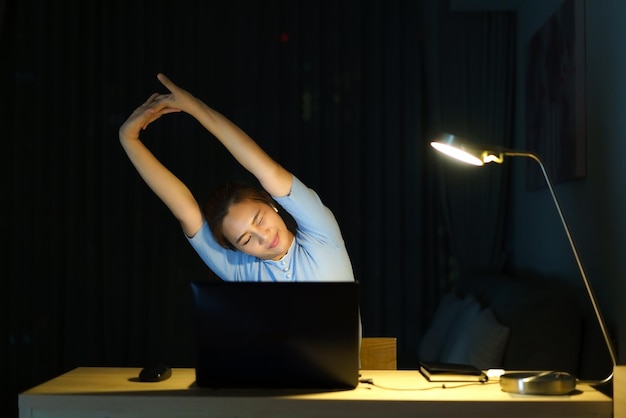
119, 93, 203, 237
154, 74, 294, 198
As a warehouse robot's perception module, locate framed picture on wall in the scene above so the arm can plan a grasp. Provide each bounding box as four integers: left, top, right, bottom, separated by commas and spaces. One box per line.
525, 0, 586, 189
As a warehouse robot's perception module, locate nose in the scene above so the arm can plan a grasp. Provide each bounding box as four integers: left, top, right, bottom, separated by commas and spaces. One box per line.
255, 228, 271, 245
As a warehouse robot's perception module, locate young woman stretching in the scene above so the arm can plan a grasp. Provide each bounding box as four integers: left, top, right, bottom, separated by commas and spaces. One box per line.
119, 73, 355, 283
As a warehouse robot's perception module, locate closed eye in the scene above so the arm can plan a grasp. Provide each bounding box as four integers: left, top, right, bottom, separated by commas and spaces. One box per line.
236, 209, 262, 246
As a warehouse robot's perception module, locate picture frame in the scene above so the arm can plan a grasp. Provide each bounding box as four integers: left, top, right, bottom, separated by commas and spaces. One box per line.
525, 0, 586, 188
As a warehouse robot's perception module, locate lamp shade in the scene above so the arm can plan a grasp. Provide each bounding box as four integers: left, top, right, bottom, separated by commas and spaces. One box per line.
430, 133, 505, 166
430, 134, 484, 166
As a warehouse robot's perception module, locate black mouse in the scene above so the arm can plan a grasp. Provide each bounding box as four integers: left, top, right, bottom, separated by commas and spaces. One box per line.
139, 364, 172, 382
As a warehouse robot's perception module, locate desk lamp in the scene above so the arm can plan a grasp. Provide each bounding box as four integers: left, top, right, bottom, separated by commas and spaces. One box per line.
430, 132, 617, 395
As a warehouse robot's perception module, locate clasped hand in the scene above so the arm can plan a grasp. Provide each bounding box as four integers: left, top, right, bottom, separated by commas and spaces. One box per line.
119, 73, 196, 140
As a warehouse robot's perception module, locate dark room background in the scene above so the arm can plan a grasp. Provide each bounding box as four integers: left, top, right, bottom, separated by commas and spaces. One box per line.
4, 0, 519, 415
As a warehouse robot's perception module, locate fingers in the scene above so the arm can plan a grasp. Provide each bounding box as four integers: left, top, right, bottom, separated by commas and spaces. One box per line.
157, 73, 176, 92
128, 74, 183, 131
141, 106, 181, 130
144, 92, 159, 104
145, 94, 181, 113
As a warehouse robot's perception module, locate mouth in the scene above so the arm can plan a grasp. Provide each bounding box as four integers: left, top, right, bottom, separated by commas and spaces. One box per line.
268, 233, 280, 249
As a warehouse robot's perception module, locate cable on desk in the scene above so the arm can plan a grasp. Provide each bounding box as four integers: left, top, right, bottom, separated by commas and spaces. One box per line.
358, 378, 499, 391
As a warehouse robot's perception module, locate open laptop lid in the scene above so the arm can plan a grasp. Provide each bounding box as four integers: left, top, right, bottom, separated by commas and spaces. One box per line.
190, 280, 360, 390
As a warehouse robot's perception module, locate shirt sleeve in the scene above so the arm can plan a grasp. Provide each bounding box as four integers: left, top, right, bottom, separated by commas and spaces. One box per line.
185, 221, 245, 281
274, 175, 344, 247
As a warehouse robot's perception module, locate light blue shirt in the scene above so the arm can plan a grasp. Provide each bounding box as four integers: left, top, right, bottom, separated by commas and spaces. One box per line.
187, 175, 355, 283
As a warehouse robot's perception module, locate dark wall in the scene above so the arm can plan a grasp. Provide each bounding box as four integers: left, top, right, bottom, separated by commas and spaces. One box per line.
511, 0, 626, 364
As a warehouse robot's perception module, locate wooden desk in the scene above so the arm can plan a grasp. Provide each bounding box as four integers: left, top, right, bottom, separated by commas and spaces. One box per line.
19, 367, 612, 418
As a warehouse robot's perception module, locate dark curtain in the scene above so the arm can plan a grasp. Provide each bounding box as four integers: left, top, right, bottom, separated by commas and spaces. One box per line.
4, 0, 516, 416
425, 9, 517, 280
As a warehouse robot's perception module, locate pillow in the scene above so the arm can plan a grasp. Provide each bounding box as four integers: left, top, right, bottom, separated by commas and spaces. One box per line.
418, 292, 473, 361
439, 297, 482, 364
466, 307, 510, 369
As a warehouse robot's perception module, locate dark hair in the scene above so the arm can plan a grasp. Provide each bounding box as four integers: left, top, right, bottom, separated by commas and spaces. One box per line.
202, 182, 296, 250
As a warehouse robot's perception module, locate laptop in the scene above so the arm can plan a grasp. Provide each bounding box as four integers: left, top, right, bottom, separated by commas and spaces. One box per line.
190, 280, 360, 390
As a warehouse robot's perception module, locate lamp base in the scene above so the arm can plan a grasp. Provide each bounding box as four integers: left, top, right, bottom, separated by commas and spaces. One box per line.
499, 371, 576, 395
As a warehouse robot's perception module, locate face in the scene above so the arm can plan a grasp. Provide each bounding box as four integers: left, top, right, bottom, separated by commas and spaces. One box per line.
221, 200, 294, 260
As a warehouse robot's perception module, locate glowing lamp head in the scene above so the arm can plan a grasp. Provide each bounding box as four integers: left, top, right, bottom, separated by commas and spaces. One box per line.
430, 141, 484, 166
430, 133, 504, 166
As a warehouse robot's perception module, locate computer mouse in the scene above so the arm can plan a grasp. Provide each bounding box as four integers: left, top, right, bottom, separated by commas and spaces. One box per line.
139, 364, 172, 382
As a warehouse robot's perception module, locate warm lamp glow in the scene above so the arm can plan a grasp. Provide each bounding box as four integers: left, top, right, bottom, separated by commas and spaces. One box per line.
430, 133, 506, 166
430, 142, 484, 166
431, 132, 617, 395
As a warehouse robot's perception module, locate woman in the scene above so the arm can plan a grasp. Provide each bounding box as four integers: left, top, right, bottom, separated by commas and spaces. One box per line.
119, 73, 355, 283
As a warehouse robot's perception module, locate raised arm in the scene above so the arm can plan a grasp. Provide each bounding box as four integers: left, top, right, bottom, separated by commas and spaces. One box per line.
153, 73, 293, 197
119, 93, 203, 237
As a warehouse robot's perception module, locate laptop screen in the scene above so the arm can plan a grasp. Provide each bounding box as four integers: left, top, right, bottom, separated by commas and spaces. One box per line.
190, 280, 360, 389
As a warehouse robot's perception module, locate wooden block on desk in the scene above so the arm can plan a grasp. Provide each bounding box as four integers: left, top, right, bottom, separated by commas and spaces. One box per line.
360, 337, 397, 370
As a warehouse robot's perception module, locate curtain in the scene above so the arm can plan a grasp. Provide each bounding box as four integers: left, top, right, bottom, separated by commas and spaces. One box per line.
425, 7, 517, 281
5, 0, 515, 415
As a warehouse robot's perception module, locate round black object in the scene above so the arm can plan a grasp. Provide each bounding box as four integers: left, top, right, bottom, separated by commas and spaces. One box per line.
139, 364, 172, 382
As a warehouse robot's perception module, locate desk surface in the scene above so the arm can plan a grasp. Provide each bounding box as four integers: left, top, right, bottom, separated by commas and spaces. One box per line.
19, 367, 612, 418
